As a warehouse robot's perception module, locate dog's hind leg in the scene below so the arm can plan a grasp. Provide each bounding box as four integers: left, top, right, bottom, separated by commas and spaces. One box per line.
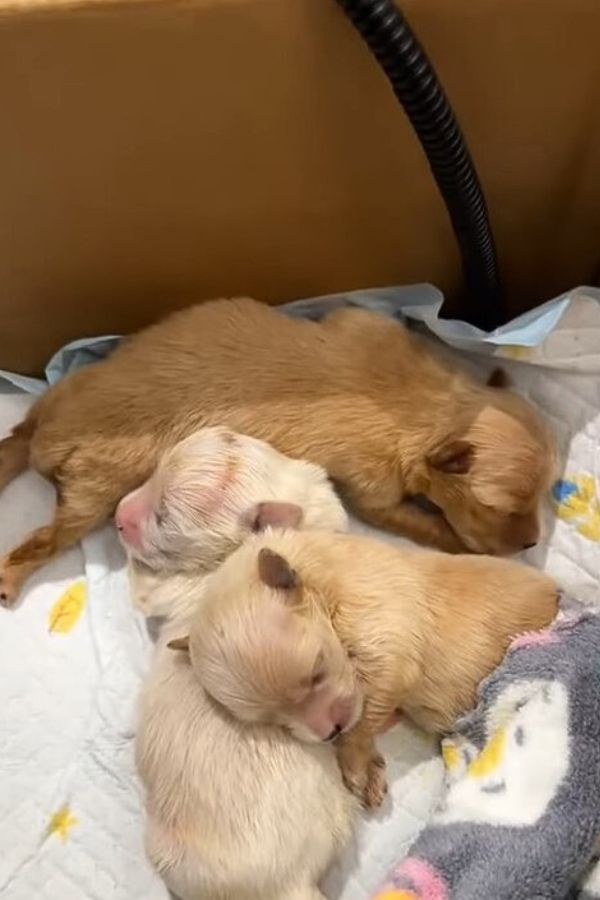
0, 494, 113, 607
0, 453, 129, 607
0, 421, 34, 492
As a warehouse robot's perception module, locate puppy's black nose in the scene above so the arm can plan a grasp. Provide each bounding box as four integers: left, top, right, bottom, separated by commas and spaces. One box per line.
325, 724, 342, 743
523, 542, 537, 550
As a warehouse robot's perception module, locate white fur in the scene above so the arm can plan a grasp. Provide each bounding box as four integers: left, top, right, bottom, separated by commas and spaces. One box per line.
125, 426, 348, 615
132, 428, 357, 900
138, 603, 355, 900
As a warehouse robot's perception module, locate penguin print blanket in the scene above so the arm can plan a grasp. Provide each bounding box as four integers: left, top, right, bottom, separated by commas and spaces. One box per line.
373, 595, 600, 900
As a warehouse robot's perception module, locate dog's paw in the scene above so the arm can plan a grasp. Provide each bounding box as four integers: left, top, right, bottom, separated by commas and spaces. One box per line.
363, 753, 388, 809
0, 563, 22, 608
341, 752, 388, 809
342, 765, 368, 800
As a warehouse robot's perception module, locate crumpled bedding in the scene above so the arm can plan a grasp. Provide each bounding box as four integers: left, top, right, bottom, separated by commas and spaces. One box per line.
0, 285, 598, 900
372, 596, 600, 900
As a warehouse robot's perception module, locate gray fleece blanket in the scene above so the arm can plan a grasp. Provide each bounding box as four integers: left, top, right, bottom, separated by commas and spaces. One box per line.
372, 595, 600, 900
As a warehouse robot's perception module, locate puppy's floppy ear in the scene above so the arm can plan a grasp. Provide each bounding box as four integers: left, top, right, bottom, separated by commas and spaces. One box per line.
167, 635, 190, 654
242, 501, 303, 533
258, 548, 298, 592
486, 367, 511, 389
427, 440, 473, 475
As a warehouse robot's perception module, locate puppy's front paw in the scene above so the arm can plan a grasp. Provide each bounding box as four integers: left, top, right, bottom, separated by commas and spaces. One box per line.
341, 763, 368, 800
341, 752, 388, 810
363, 753, 388, 809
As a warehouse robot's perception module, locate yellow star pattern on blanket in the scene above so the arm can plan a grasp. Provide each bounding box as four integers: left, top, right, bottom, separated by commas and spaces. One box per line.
48, 581, 86, 633
47, 806, 78, 842
553, 475, 600, 542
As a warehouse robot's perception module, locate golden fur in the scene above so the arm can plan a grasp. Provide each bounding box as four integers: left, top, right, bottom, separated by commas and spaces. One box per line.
182, 530, 559, 808
0, 298, 554, 604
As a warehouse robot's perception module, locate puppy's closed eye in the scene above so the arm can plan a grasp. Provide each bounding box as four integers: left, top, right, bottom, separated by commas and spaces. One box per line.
154, 505, 168, 527
297, 653, 327, 695
311, 656, 327, 689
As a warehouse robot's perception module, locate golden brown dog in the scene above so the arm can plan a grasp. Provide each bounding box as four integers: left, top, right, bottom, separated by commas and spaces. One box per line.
174, 530, 558, 809
0, 298, 554, 604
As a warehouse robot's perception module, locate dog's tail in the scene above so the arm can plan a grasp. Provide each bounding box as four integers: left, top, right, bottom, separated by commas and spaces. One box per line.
0, 414, 37, 492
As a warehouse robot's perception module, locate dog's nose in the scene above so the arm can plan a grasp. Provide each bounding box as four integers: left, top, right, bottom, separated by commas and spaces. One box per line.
115, 504, 142, 548
324, 724, 342, 743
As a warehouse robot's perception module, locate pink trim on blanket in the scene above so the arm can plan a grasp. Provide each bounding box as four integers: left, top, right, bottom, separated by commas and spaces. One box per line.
379, 856, 448, 900
510, 628, 559, 650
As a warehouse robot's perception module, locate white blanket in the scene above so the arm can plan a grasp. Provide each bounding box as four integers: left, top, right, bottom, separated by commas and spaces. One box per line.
0, 288, 598, 900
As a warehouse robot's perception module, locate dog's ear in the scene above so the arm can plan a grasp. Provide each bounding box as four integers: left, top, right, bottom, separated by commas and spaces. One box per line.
486, 367, 511, 389
258, 548, 299, 593
167, 635, 190, 654
428, 440, 474, 475
242, 502, 303, 533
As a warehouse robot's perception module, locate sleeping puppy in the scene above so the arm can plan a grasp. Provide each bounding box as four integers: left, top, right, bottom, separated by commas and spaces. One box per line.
173, 530, 558, 809
125, 430, 357, 900
140, 616, 357, 900
0, 298, 554, 604
115, 425, 348, 616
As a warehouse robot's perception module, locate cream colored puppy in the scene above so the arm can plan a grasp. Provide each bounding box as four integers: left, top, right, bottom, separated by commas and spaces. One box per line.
125, 428, 357, 900
176, 531, 558, 809
116, 425, 348, 615
140, 616, 357, 900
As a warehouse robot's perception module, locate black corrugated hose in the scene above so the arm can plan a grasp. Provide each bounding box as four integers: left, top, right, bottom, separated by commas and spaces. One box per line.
336, 0, 505, 330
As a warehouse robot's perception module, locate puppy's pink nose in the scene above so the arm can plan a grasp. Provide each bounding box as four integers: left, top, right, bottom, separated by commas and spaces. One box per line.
115, 492, 149, 549
325, 695, 356, 741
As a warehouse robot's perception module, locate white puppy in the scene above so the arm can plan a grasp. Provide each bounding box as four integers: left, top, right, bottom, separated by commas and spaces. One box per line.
115, 425, 349, 616
118, 427, 357, 900
116, 426, 412, 618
